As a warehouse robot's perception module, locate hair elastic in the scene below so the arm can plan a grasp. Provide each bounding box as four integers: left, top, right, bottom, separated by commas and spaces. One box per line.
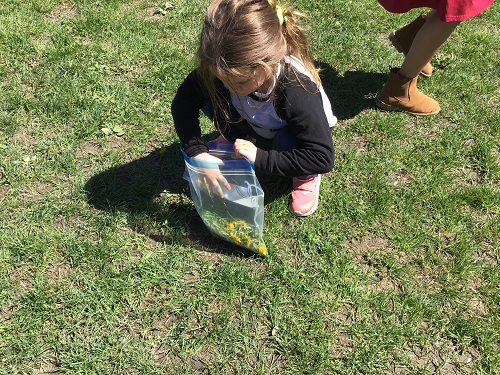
276, 4, 287, 26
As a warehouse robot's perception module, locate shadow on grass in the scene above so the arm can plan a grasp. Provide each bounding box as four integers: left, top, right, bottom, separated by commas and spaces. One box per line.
84, 138, 289, 258
316, 61, 387, 120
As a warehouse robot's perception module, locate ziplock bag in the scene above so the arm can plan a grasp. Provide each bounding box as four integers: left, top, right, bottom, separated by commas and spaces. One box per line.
182, 142, 267, 255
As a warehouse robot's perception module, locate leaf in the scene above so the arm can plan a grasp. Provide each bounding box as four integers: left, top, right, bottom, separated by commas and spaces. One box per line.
155, 1, 175, 15
101, 127, 113, 136
22, 155, 37, 164
112, 125, 125, 136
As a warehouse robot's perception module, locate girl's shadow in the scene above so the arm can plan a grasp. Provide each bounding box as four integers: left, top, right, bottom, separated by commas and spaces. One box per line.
84, 139, 289, 257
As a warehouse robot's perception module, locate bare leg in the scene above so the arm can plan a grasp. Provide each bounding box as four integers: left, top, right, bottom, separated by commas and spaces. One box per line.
399, 10, 460, 78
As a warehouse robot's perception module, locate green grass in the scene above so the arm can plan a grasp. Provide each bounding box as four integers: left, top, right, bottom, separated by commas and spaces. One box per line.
1, 0, 499, 374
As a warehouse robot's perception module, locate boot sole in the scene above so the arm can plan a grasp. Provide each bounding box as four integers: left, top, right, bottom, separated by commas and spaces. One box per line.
375, 96, 441, 116
389, 31, 432, 78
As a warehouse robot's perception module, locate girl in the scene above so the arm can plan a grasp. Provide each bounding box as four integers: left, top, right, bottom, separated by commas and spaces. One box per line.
375, 0, 496, 116
171, 0, 337, 216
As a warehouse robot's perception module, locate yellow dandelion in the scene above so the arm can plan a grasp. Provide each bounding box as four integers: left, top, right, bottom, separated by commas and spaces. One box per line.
257, 242, 267, 256
243, 235, 252, 247
229, 233, 241, 243
225, 222, 235, 230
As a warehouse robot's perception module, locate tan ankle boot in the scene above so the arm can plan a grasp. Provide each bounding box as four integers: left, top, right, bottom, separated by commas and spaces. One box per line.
389, 14, 433, 77
375, 68, 440, 116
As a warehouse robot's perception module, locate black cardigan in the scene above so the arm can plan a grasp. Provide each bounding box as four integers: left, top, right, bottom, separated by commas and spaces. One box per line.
171, 65, 335, 177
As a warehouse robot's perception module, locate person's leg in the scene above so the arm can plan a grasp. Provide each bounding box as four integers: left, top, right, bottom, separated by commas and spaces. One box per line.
272, 127, 323, 217
375, 67, 441, 115
389, 13, 433, 77
399, 10, 460, 78
376, 10, 459, 116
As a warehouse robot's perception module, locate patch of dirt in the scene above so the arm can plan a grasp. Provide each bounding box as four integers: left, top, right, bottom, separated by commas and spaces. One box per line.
189, 357, 208, 372
47, 2, 78, 21
450, 166, 486, 187
76, 36, 92, 45
413, 274, 443, 294
0, 184, 10, 198
12, 131, 36, 147
345, 135, 369, 152
45, 253, 76, 289
0, 304, 14, 324
145, 313, 209, 370
350, 234, 391, 260
19, 83, 35, 96
50, 261, 73, 279
20, 181, 56, 201
105, 135, 129, 151
120, 1, 169, 20
372, 277, 397, 291
478, 241, 498, 266
468, 296, 486, 316
350, 234, 404, 291
331, 302, 355, 322
143, 6, 164, 21
139, 288, 172, 310
119, 1, 135, 11
149, 342, 211, 372
330, 330, 353, 358
183, 270, 201, 286
378, 31, 394, 50
388, 169, 414, 190
404, 340, 477, 374
151, 342, 173, 363
2, 268, 35, 324
33, 352, 62, 375
53, 214, 86, 230
404, 118, 446, 139
76, 141, 103, 157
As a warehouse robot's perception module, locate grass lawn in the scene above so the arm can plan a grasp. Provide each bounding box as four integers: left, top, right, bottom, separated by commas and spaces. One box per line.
0, 0, 499, 374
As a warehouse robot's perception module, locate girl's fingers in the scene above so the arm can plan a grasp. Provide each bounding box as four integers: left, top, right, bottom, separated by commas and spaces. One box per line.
219, 176, 231, 190
233, 139, 257, 162
209, 177, 224, 198
199, 171, 230, 198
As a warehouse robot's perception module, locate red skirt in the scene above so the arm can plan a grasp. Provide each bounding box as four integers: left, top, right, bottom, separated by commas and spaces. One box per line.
377, 0, 496, 21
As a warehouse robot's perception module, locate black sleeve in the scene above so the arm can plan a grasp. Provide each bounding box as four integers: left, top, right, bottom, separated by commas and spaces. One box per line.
171, 69, 210, 156
253, 70, 335, 177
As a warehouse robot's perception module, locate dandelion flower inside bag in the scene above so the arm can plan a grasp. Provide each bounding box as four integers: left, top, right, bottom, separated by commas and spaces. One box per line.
182, 142, 267, 255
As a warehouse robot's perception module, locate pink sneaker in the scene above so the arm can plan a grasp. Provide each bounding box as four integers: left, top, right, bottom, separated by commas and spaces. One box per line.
289, 175, 321, 216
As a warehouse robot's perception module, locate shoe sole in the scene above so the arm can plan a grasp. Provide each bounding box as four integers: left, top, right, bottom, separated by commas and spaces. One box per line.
375, 96, 441, 116
289, 175, 320, 217
389, 31, 432, 78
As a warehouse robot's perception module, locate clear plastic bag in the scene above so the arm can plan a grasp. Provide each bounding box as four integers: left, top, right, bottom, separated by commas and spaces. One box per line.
182, 142, 267, 255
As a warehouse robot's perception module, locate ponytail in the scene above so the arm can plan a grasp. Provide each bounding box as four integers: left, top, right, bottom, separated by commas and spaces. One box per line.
268, 0, 320, 84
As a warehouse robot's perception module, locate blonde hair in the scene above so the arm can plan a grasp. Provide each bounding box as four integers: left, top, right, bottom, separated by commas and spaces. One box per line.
196, 0, 319, 124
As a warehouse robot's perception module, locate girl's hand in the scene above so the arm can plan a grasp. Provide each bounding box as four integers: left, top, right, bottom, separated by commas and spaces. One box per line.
193, 152, 231, 197
233, 139, 257, 163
